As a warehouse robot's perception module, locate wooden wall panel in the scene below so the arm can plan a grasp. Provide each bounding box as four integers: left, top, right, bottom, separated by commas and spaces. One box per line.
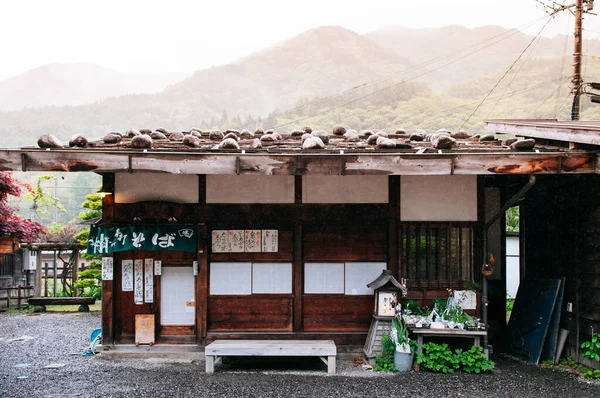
304, 232, 386, 262
207, 296, 293, 332
303, 295, 374, 332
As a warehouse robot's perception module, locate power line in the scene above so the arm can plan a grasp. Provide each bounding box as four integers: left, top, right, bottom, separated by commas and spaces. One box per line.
458, 15, 556, 130
486, 17, 553, 118
273, 15, 557, 129
268, 14, 552, 124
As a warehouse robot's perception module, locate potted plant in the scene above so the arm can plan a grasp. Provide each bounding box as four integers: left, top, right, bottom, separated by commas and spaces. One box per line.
390, 313, 415, 372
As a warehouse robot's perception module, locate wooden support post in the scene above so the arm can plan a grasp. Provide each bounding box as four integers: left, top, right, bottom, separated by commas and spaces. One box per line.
102, 258, 115, 345
72, 251, 80, 297
197, 223, 208, 344
388, 176, 400, 279
53, 250, 57, 297
6, 287, 10, 309
44, 262, 49, 297
293, 222, 303, 332
17, 287, 21, 309
34, 250, 42, 297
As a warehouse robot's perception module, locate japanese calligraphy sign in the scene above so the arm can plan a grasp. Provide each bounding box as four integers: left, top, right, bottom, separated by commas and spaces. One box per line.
229, 230, 244, 252
122, 260, 133, 291
86, 225, 197, 255
261, 230, 278, 252
154, 260, 162, 276
134, 260, 143, 305
245, 230, 261, 252
144, 259, 153, 303
101, 257, 113, 281
211, 230, 230, 253
211, 229, 279, 253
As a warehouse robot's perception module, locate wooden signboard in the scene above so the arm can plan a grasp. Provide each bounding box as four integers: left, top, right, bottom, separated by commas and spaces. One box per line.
135, 314, 155, 346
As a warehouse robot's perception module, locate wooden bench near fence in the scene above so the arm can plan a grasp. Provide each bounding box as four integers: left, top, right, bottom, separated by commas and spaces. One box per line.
204, 340, 337, 374
28, 296, 96, 312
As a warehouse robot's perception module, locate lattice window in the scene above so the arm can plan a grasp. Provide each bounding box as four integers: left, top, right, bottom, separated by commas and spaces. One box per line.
401, 224, 474, 285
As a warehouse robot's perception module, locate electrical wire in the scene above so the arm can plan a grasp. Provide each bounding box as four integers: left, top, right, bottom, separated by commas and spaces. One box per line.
486, 17, 553, 118
273, 15, 557, 129
458, 15, 557, 131
267, 14, 552, 123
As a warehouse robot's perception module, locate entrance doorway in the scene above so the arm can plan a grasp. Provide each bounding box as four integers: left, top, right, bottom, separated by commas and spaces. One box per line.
160, 266, 195, 337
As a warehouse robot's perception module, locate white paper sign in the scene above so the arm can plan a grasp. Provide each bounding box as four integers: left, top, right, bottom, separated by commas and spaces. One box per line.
193, 261, 198, 276
262, 230, 278, 252
122, 260, 134, 291
134, 259, 143, 305
211, 230, 230, 253
245, 230, 261, 253
454, 290, 477, 310
102, 257, 113, 281
229, 230, 245, 252
144, 259, 153, 303
154, 260, 162, 276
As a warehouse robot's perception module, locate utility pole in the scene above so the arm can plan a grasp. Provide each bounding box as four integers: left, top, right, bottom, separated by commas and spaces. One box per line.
572, 0, 584, 120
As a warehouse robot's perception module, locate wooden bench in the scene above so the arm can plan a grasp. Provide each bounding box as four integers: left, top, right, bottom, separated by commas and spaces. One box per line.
28, 297, 96, 312
204, 340, 337, 374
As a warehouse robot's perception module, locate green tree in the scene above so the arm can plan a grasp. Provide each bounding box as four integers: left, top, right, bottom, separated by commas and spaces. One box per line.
506, 207, 519, 232
73, 189, 103, 298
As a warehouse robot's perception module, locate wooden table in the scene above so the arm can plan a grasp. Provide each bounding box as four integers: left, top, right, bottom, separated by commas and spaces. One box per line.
411, 329, 487, 370
204, 340, 337, 374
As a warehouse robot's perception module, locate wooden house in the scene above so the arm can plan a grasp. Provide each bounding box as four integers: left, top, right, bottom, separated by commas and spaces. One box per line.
1, 122, 598, 364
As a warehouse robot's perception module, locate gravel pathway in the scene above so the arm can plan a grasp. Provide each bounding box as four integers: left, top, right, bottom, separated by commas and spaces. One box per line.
1, 311, 599, 398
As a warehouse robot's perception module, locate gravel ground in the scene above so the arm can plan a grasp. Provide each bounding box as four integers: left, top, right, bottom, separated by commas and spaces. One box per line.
1, 311, 599, 398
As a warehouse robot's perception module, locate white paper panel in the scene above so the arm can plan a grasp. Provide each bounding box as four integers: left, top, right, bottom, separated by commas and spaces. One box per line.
160, 267, 195, 325
252, 263, 292, 294
304, 263, 344, 294
134, 260, 143, 305
122, 260, 133, 291
345, 262, 386, 295
102, 257, 113, 281
154, 260, 162, 276
212, 230, 230, 253
229, 230, 245, 252
144, 259, 153, 303
245, 230, 262, 252
115, 173, 198, 204
262, 230, 278, 252
401, 175, 477, 221
210, 262, 252, 295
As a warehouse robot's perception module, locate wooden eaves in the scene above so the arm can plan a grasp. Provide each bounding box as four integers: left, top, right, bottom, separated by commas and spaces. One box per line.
1, 147, 598, 175
484, 119, 600, 147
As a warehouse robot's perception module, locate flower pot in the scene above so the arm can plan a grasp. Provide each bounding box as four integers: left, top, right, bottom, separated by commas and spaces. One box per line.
393, 351, 414, 372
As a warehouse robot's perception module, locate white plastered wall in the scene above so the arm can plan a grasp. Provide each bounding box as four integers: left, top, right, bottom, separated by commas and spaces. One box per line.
115, 173, 199, 203
303, 175, 388, 203
400, 175, 477, 221
206, 175, 294, 203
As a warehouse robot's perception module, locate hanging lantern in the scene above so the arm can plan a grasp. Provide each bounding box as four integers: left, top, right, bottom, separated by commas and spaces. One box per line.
481, 253, 495, 277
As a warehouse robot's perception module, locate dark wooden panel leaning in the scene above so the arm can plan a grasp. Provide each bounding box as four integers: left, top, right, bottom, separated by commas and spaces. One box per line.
302, 295, 374, 332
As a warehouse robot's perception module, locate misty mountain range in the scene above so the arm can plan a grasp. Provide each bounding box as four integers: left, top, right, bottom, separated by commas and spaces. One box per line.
0, 24, 596, 147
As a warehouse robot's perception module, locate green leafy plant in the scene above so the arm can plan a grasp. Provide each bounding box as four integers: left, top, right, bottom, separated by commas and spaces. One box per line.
581, 333, 600, 362
455, 346, 495, 373
416, 342, 460, 373
403, 300, 427, 316
374, 332, 397, 372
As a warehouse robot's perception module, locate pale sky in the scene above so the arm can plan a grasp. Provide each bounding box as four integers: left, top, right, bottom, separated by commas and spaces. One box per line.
0, 0, 596, 81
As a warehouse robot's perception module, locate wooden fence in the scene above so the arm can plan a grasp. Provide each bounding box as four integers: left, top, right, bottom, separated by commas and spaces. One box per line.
0, 286, 34, 309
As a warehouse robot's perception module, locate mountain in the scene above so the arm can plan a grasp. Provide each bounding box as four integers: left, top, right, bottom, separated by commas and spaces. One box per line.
0, 26, 418, 147
0, 24, 595, 149
366, 25, 574, 89
0, 63, 185, 111
162, 26, 414, 117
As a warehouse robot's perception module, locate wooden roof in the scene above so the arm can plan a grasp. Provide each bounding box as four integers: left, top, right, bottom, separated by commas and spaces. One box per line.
1, 127, 598, 175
